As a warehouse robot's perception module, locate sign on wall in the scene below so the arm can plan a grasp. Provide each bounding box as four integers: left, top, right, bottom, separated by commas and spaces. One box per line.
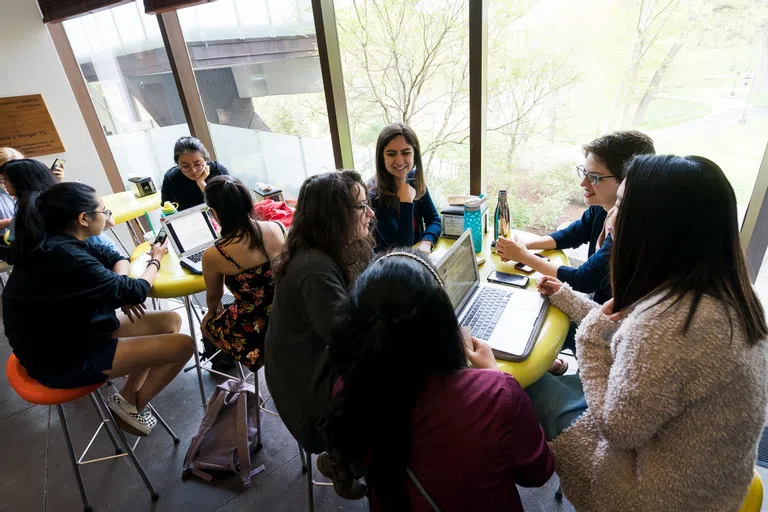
0, 94, 65, 157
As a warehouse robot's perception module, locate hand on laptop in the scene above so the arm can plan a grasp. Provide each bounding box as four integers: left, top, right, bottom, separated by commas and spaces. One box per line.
537, 275, 562, 296
464, 332, 499, 371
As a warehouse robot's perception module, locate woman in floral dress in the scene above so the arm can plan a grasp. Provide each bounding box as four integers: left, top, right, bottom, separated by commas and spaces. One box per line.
200, 176, 286, 368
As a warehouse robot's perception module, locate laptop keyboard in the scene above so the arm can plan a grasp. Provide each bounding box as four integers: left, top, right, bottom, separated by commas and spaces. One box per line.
187, 250, 205, 263
461, 287, 511, 341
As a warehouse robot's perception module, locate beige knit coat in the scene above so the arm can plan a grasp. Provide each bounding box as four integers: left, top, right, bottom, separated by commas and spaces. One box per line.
549, 284, 768, 512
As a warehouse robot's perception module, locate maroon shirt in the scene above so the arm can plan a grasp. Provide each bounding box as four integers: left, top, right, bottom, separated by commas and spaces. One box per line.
371, 368, 554, 511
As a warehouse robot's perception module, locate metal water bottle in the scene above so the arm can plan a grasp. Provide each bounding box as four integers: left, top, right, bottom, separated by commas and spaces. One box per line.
494, 190, 511, 240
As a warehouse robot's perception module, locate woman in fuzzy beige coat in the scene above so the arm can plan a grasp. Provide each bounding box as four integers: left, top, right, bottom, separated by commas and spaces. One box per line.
523, 155, 768, 511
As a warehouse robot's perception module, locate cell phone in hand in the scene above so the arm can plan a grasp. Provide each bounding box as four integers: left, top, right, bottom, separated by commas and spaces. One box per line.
153, 227, 167, 245
514, 253, 550, 273
50, 158, 65, 172
487, 270, 528, 288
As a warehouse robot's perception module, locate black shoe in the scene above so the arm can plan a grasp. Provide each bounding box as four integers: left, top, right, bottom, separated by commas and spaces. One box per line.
201, 337, 236, 371
316, 452, 367, 500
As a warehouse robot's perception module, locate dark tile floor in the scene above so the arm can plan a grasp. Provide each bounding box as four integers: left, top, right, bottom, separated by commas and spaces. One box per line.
0, 300, 574, 512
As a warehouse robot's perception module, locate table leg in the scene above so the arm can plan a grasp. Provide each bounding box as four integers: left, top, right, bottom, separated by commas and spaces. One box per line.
184, 295, 207, 407
110, 227, 131, 256
126, 221, 142, 246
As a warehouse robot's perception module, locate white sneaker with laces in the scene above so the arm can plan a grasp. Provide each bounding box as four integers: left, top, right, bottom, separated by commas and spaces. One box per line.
107, 393, 157, 437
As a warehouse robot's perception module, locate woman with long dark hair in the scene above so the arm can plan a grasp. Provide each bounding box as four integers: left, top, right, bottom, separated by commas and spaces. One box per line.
368, 123, 441, 253
161, 136, 230, 211
325, 250, 554, 510
200, 175, 286, 369
521, 155, 768, 511
3, 182, 195, 437
265, 171, 374, 462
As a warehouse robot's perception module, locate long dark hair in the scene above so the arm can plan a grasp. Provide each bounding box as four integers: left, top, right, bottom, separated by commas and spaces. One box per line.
370, 123, 426, 210
0, 159, 58, 200
326, 249, 467, 509
612, 154, 767, 344
204, 175, 265, 253
275, 170, 373, 284
14, 182, 99, 254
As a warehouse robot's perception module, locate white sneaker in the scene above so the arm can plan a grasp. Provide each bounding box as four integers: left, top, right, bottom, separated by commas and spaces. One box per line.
107, 393, 157, 437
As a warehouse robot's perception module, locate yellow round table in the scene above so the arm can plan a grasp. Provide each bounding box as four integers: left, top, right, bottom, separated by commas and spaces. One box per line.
130, 242, 208, 405
431, 230, 570, 388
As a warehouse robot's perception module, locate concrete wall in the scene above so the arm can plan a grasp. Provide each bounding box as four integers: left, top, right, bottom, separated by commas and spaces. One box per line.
0, 0, 112, 196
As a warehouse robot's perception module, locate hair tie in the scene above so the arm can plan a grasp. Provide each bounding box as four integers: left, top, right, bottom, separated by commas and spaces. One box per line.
377, 251, 444, 286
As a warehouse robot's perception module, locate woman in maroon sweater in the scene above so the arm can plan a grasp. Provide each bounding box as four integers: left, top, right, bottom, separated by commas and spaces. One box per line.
324, 249, 554, 511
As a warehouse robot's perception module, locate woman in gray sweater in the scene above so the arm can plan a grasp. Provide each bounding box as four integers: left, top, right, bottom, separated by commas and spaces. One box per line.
521, 155, 768, 511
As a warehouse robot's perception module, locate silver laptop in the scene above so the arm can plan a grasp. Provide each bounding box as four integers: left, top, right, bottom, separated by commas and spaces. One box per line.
435, 229, 549, 361
160, 203, 219, 274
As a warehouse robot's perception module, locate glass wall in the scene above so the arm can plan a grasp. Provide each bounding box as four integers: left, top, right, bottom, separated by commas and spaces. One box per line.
334, 0, 470, 207
178, 0, 334, 199
63, 2, 191, 188
487, 0, 768, 234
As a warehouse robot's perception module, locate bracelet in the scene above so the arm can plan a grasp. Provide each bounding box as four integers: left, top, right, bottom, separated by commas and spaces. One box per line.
147, 259, 161, 271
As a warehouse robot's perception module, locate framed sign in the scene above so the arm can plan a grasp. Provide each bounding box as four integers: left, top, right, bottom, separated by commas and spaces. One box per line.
0, 94, 65, 157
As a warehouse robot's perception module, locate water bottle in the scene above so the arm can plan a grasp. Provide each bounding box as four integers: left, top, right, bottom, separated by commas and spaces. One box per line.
161, 201, 178, 217
494, 190, 511, 241
464, 194, 486, 253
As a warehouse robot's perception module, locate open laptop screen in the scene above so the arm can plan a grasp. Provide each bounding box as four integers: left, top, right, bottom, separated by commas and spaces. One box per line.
166, 210, 217, 254
436, 231, 480, 313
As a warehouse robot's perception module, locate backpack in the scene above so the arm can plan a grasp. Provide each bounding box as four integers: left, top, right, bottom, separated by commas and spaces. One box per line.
183, 379, 265, 487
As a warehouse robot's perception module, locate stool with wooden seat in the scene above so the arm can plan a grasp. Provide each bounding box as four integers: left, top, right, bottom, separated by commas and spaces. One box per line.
5, 354, 176, 511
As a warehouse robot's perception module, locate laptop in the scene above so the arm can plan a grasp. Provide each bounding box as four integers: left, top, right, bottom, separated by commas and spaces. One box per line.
160, 203, 219, 274
435, 229, 549, 362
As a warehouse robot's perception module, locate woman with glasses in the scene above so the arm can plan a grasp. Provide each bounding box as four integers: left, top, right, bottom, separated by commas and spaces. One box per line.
368, 123, 441, 253
265, 170, 374, 499
4, 182, 194, 437
161, 136, 230, 212
496, 131, 654, 374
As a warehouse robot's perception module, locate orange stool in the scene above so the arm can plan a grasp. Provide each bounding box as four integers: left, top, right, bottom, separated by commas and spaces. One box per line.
6, 354, 164, 511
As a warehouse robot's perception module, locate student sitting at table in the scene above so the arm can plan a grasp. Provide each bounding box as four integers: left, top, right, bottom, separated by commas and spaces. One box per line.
368, 123, 441, 253
0, 159, 116, 251
3, 182, 195, 437
161, 136, 230, 212
518, 155, 768, 512
265, 170, 374, 497
322, 249, 554, 510
496, 130, 655, 374
200, 175, 286, 369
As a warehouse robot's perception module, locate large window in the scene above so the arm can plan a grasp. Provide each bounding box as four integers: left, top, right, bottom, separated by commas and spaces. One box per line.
178, 0, 334, 198
487, 0, 768, 234
63, 2, 191, 188
334, 0, 470, 206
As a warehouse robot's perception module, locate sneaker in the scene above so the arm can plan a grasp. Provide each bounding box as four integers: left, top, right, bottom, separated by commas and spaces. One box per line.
316, 452, 367, 500
107, 393, 157, 437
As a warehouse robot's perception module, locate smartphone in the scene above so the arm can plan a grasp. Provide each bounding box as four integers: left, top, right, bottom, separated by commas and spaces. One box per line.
154, 227, 167, 245
487, 270, 529, 288
514, 253, 550, 274
50, 158, 65, 172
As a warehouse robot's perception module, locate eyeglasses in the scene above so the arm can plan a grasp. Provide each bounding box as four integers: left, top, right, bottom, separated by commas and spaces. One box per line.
179, 162, 206, 171
89, 209, 113, 221
354, 200, 370, 212
576, 165, 617, 186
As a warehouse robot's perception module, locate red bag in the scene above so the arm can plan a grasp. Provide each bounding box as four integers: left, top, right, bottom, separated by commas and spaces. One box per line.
252, 199, 294, 227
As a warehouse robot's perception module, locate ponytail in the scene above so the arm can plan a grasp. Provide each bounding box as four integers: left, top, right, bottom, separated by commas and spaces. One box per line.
14, 182, 98, 255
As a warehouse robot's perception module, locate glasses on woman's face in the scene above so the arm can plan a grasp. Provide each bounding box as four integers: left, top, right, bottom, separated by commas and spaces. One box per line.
89, 209, 113, 221
180, 162, 206, 172
576, 165, 617, 186
354, 200, 370, 212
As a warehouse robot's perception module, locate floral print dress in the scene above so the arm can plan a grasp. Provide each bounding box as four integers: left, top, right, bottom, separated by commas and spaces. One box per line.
204, 244, 276, 369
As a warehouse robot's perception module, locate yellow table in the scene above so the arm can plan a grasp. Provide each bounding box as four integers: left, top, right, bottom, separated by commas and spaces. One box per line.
431, 231, 570, 388
103, 191, 162, 254
130, 242, 208, 405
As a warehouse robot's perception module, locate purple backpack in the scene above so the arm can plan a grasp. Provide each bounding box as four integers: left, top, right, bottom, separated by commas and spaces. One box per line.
183, 380, 265, 487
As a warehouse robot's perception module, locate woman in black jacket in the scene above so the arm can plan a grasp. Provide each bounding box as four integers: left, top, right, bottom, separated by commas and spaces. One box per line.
4, 182, 194, 437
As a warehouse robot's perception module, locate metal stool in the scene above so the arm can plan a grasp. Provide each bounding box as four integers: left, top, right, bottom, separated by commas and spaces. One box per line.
6, 354, 178, 511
